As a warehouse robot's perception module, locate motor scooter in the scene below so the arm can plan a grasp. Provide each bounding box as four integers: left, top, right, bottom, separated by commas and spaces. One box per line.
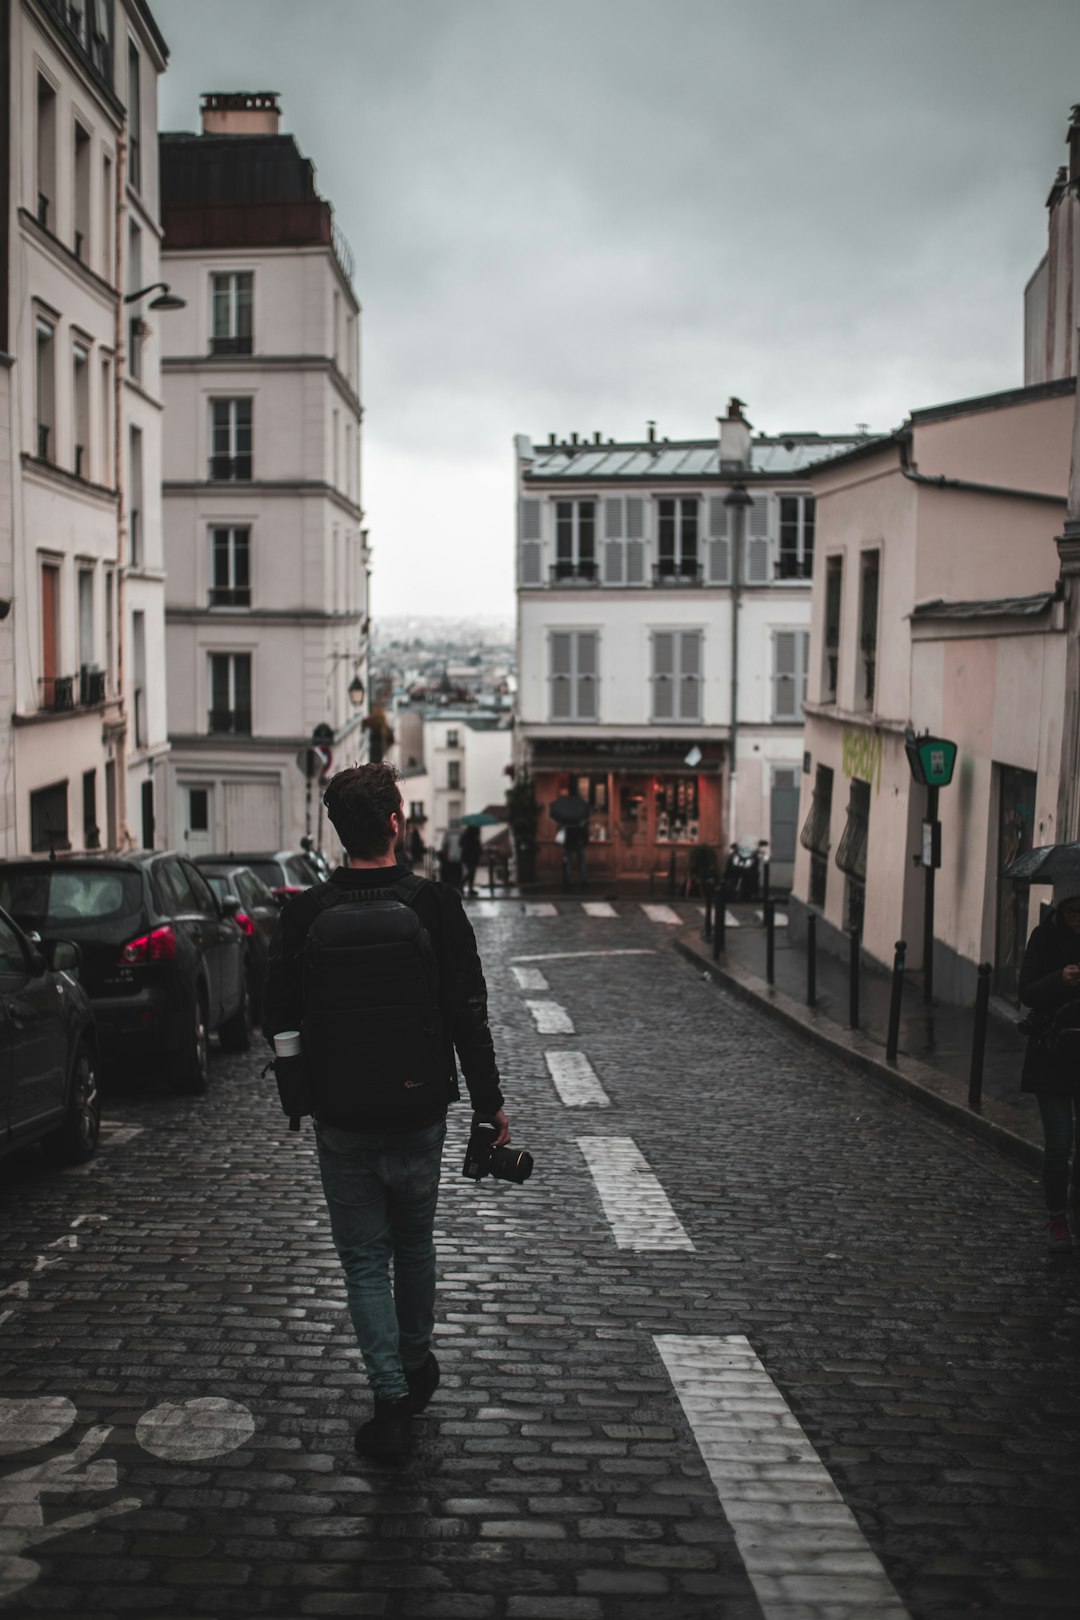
722, 841, 761, 902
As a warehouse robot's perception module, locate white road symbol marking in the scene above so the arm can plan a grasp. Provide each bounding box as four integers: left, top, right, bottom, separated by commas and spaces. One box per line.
754, 909, 789, 927
581, 901, 617, 917
511, 965, 549, 992
524, 902, 557, 917
641, 903, 681, 924
0, 1397, 77, 1456
545, 1051, 610, 1107
655, 1335, 912, 1619
526, 1000, 575, 1034
511, 949, 656, 962
135, 1397, 255, 1462
577, 1137, 694, 1250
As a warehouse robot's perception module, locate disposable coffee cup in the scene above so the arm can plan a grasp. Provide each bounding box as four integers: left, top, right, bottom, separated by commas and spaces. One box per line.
273, 1031, 301, 1058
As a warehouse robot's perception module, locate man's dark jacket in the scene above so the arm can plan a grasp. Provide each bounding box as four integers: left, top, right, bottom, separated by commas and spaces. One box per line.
1018, 907, 1080, 1094
261, 863, 504, 1128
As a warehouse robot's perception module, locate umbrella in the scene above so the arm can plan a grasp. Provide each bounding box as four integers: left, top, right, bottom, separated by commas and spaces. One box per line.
549, 793, 589, 826
1002, 842, 1080, 883
460, 811, 501, 827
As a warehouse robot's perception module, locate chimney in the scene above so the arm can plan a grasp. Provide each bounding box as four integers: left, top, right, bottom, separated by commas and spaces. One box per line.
1070, 104, 1080, 184
718, 396, 752, 470
201, 92, 282, 136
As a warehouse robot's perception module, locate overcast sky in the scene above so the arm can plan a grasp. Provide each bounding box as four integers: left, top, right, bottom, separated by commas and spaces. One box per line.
155, 0, 1080, 619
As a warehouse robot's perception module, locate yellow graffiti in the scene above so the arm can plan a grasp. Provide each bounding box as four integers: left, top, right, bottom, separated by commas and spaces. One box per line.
842, 728, 883, 793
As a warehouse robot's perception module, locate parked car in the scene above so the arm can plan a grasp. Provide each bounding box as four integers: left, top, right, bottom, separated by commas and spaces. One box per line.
0, 854, 250, 1094
0, 904, 99, 1166
193, 861, 278, 1015
209, 849, 329, 904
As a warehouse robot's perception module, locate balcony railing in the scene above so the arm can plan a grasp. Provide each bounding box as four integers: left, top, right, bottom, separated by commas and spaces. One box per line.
40, 675, 75, 712
208, 587, 251, 608
37, 424, 51, 461
210, 335, 254, 357
208, 708, 252, 735
550, 561, 598, 584
654, 561, 703, 586
209, 454, 252, 482
40, 670, 108, 712
79, 667, 105, 706
775, 554, 813, 580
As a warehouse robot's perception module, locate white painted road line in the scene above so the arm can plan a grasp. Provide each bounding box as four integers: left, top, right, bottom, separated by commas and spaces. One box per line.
577, 1137, 694, 1250
581, 901, 617, 917
641, 903, 681, 924
655, 1334, 912, 1620
511, 949, 656, 962
524, 902, 557, 917
526, 1000, 575, 1034
724, 910, 740, 928
755, 909, 789, 927
511, 965, 550, 992
545, 1051, 610, 1107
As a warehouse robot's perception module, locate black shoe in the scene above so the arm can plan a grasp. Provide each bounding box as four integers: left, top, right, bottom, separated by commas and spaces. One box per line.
405, 1351, 440, 1414
354, 1395, 412, 1460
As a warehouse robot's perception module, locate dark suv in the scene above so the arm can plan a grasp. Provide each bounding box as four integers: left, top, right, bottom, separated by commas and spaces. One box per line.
0, 854, 250, 1093
209, 849, 328, 904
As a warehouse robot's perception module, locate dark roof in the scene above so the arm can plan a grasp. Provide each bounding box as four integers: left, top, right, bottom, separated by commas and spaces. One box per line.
522, 434, 867, 483
160, 133, 319, 208
911, 592, 1056, 621
908, 376, 1076, 426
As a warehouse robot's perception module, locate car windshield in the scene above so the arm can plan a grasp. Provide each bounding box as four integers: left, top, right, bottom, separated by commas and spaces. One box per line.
0, 868, 142, 929
244, 861, 284, 888
205, 874, 230, 901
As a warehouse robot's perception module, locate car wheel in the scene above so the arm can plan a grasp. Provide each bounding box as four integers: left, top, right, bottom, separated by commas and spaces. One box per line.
40, 1041, 101, 1165
218, 973, 253, 1053
170, 990, 209, 1094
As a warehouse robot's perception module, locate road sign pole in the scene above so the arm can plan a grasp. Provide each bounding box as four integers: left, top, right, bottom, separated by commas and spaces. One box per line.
923, 784, 938, 1004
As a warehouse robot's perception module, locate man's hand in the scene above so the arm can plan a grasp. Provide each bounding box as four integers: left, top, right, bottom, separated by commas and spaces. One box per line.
488, 1108, 511, 1147
1063, 964, 1080, 985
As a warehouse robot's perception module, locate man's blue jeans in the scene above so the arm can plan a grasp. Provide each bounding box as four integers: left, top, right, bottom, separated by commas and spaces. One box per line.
315, 1117, 446, 1399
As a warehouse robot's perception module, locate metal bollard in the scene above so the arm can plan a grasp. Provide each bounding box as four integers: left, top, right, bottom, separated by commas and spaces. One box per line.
765, 899, 775, 986
807, 911, 817, 1009
713, 892, 726, 959
703, 879, 714, 942
848, 927, 860, 1030
762, 858, 771, 906
487, 855, 495, 897
967, 961, 992, 1112
886, 940, 907, 1062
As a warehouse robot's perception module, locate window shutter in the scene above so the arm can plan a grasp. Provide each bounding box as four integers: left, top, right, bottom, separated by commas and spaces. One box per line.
707, 496, 728, 536
520, 498, 542, 586
626, 539, 646, 584
773, 631, 797, 719
746, 534, 770, 584
603, 540, 624, 585
707, 537, 730, 584
798, 630, 810, 711
678, 631, 702, 720
604, 497, 623, 538
749, 494, 770, 537
550, 631, 571, 719
577, 632, 598, 719
653, 631, 674, 720
626, 497, 644, 539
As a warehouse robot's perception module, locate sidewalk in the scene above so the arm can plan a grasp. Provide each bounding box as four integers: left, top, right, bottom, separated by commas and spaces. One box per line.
675, 901, 1043, 1173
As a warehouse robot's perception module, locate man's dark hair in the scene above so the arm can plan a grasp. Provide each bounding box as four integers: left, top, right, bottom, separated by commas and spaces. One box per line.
323, 763, 403, 859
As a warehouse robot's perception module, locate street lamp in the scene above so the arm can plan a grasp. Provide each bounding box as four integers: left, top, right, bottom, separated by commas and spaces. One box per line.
123, 282, 186, 311
723, 481, 753, 850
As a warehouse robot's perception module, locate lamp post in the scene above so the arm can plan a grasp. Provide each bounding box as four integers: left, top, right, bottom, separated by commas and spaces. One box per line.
723, 482, 753, 850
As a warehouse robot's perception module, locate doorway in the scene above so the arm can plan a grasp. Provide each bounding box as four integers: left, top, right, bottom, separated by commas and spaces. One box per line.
995, 765, 1036, 1001
181, 784, 214, 857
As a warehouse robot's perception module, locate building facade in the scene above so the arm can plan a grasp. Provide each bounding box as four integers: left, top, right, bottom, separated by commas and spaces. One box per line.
2, 0, 169, 856
515, 405, 862, 887
160, 92, 368, 860
791, 379, 1074, 1001
390, 703, 512, 862
1024, 104, 1080, 386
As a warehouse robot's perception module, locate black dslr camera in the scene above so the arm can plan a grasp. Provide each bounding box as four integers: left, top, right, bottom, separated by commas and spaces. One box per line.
463, 1121, 534, 1185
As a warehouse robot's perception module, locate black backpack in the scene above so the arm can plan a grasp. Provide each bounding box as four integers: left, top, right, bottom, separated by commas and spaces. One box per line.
300, 875, 455, 1129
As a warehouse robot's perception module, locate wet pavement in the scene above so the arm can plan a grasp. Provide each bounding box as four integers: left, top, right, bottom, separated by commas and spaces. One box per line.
0, 896, 1077, 1619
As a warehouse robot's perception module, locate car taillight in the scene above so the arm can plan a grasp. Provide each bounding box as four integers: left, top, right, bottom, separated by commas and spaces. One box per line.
272, 885, 305, 900
121, 925, 177, 963
235, 911, 256, 938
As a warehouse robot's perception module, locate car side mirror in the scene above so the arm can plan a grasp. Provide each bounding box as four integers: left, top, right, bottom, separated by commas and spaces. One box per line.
220, 893, 241, 918
49, 940, 83, 976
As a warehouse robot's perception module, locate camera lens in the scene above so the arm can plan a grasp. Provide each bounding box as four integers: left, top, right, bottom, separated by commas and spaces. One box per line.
489, 1145, 533, 1184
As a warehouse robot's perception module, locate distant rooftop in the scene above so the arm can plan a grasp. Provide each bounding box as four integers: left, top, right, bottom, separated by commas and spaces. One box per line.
520, 431, 872, 482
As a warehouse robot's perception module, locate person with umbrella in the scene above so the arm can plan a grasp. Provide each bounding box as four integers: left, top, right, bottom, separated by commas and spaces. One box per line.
1016, 874, 1080, 1250
551, 789, 589, 892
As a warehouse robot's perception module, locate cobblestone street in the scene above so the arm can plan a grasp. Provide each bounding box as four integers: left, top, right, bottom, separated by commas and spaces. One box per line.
1, 899, 1078, 1620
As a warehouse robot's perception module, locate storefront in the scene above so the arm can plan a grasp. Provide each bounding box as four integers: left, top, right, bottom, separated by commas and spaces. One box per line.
528, 737, 725, 884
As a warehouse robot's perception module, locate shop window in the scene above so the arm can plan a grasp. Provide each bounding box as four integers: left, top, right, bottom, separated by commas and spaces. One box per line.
655, 776, 699, 843
800, 763, 833, 909
835, 776, 870, 934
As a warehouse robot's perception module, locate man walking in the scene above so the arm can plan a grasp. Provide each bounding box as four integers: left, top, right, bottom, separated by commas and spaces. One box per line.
263, 762, 510, 1460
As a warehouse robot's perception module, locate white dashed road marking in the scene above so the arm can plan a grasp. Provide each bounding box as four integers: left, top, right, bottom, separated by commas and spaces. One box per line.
526, 1000, 575, 1034
581, 901, 617, 917
577, 1137, 694, 1250
755, 909, 789, 927
655, 1334, 912, 1620
511, 965, 549, 992
524, 902, 557, 917
512, 949, 656, 962
640, 903, 681, 924
545, 1051, 610, 1107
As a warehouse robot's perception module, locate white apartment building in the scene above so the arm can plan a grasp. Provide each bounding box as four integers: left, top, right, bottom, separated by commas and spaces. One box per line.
515, 403, 862, 888
160, 92, 369, 860
391, 704, 512, 859
2, 0, 169, 855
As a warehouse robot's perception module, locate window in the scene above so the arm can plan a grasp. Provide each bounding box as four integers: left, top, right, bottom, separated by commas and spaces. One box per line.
100, 353, 112, 483
448, 760, 461, 790
128, 425, 142, 563
127, 40, 141, 192
446, 730, 459, 748
777, 495, 815, 580
772, 630, 809, 721
836, 776, 871, 933
858, 551, 880, 708
211, 272, 253, 356
77, 567, 94, 672
800, 763, 833, 909
550, 630, 598, 721
74, 123, 91, 261
602, 496, 646, 586
37, 75, 57, 229
651, 629, 702, 722
141, 781, 154, 849
40, 561, 61, 709
519, 497, 543, 586
189, 787, 209, 833
104, 567, 114, 693
823, 556, 842, 702
73, 343, 90, 477
209, 398, 253, 480
35, 317, 55, 460
30, 781, 69, 854
209, 527, 251, 607
83, 769, 100, 849
655, 777, 699, 843
209, 653, 252, 734
657, 498, 699, 583
101, 153, 113, 279
132, 610, 146, 747
554, 501, 596, 582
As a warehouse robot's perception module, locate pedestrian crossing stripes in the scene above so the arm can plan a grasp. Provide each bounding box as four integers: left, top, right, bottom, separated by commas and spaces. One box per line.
577, 1137, 694, 1250
655, 1334, 912, 1620
640, 903, 681, 924
526, 999, 574, 1034
581, 901, 617, 917
544, 1051, 610, 1107
524, 902, 558, 917
510, 965, 549, 992
755, 908, 788, 927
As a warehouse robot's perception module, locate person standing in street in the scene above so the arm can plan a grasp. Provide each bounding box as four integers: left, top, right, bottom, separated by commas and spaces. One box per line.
262, 763, 510, 1459
438, 823, 464, 890
460, 822, 482, 897
561, 818, 589, 891
1017, 888, 1080, 1250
